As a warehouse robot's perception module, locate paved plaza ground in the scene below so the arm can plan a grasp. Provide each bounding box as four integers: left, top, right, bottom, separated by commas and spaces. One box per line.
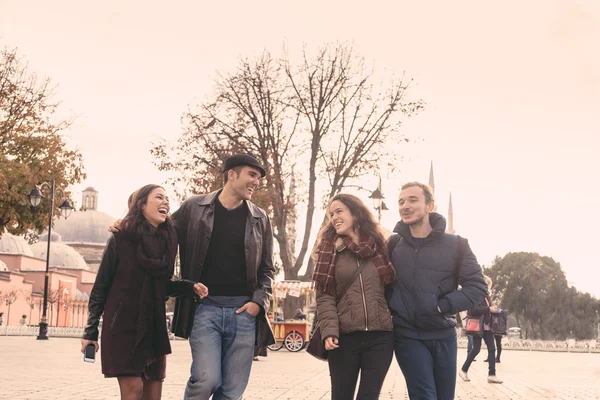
0, 336, 599, 399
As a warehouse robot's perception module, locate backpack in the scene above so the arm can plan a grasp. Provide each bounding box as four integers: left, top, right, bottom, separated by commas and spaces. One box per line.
387, 234, 468, 290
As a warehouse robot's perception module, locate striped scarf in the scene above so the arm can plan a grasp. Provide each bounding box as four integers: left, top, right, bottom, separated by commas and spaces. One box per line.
312, 235, 396, 295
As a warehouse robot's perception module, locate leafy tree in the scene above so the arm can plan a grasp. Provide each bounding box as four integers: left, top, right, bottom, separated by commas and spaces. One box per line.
485, 252, 600, 340
0, 46, 85, 237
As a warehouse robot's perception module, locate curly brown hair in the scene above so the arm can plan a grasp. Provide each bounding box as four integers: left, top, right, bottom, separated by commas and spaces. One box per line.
311, 193, 387, 259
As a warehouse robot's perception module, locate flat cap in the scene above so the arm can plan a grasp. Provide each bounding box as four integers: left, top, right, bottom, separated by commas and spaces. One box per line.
223, 154, 266, 177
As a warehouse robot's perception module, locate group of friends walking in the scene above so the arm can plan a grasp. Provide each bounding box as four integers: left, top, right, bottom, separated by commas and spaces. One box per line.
80, 153, 502, 400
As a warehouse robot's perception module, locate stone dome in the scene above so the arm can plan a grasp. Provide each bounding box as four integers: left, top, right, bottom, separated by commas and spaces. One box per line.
74, 289, 90, 301
0, 260, 8, 271
0, 232, 34, 257
30, 234, 89, 271
50, 209, 116, 245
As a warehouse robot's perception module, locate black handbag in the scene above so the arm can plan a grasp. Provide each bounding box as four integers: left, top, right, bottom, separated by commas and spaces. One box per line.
306, 259, 367, 361
491, 310, 507, 335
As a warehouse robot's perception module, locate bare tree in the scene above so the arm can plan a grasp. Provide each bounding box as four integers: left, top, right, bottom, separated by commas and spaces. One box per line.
46, 289, 59, 327
25, 294, 37, 325
153, 51, 301, 276
285, 43, 424, 279
152, 43, 423, 283
1, 287, 19, 327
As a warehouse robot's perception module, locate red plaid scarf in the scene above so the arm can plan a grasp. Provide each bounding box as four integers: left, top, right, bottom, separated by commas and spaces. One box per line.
312, 235, 396, 295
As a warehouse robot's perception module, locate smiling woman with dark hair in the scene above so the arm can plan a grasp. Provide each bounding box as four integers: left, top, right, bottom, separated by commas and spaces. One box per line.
81, 184, 208, 400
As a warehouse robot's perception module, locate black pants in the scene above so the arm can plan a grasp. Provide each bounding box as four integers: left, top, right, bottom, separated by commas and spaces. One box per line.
328, 331, 394, 400
462, 331, 496, 376
494, 335, 502, 360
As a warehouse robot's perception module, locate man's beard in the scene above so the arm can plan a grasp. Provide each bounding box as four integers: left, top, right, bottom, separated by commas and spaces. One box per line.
407, 214, 427, 227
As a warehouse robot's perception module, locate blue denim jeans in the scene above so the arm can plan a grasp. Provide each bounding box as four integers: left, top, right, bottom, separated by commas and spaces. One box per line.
184, 304, 256, 400
394, 334, 457, 400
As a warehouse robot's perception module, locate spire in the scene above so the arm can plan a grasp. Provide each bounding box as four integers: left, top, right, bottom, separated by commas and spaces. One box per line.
446, 192, 455, 234
428, 161, 435, 194
429, 161, 437, 212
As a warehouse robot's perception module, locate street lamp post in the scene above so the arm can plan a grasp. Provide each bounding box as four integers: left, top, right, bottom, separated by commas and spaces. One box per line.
28, 179, 74, 340
369, 177, 386, 222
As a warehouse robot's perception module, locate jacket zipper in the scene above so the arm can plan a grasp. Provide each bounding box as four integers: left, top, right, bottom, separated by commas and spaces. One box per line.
358, 259, 369, 331
110, 302, 122, 329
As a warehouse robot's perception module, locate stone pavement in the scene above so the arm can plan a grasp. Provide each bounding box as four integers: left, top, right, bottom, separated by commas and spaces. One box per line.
0, 336, 599, 399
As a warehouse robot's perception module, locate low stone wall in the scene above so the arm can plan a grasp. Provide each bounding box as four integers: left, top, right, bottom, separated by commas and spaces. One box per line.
0, 325, 185, 340
0, 325, 84, 338
2, 326, 598, 352
457, 336, 600, 353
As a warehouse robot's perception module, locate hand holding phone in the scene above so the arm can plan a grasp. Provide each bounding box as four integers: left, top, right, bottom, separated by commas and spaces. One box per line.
81, 339, 99, 363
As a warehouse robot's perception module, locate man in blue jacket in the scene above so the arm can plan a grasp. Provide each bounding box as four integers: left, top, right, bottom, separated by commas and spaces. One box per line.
388, 182, 487, 400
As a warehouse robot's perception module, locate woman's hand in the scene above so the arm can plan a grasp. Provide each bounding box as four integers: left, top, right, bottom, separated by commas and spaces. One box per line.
80, 339, 99, 353
193, 282, 209, 299
489, 306, 501, 313
324, 337, 339, 351
107, 219, 122, 233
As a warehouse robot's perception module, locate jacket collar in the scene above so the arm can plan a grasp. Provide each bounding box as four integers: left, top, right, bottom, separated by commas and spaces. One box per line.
393, 212, 447, 242
197, 189, 266, 219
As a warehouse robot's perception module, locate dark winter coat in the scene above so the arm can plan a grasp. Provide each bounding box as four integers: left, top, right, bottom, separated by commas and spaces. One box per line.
467, 295, 493, 325
83, 232, 193, 376
387, 213, 488, 340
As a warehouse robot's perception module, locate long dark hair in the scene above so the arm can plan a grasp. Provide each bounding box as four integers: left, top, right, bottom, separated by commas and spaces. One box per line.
121, 184, 172, 236
311, 193, 386, 259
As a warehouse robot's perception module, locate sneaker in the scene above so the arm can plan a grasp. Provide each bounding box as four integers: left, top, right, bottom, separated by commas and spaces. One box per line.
495, 357, 501, 363
488, 375, 503, 384
459, 370, 470, 382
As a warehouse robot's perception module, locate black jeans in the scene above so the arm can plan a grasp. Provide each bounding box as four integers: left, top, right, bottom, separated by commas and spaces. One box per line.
328, 331, 394, 400
462, 331, 496, 376
495, 334, 502, 360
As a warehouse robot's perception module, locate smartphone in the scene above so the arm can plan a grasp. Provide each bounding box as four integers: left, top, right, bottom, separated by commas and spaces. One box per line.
83, 343, 96, 363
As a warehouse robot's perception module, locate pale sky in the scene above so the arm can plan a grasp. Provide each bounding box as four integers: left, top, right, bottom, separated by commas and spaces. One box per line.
1, 1, 598, 296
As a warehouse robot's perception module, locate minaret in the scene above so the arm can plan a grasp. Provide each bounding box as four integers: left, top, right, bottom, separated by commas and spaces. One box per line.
428, 161, 437, 212
428, 161, 435, 194
446, 192, 455, 234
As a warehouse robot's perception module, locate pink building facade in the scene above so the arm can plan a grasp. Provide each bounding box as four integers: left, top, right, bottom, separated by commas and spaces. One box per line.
0, 235, 95, 328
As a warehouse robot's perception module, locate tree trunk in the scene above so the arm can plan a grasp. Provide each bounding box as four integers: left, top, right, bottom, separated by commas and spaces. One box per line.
289, 130, 319, 278
283, 296, 303, 320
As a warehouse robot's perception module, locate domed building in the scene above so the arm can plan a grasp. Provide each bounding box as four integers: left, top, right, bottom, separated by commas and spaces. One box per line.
50, 187, 116, 272
30, 232, 89, 272
0, 232, 34, 257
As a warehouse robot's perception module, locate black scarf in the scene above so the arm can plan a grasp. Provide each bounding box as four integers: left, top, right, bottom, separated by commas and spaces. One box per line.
131, 223, 177, 370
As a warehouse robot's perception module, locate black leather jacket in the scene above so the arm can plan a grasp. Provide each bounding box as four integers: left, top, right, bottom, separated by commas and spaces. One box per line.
170, 190, 276, 345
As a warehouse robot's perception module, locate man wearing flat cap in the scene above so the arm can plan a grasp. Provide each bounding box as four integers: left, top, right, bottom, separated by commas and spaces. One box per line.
170, 153, 275, 399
